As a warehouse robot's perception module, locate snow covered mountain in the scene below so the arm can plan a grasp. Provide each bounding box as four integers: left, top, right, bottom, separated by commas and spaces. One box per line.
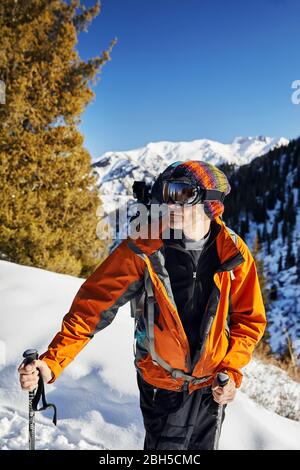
92, 136, 288, 202
0, 260, 299, 450
92, 136, 288, 233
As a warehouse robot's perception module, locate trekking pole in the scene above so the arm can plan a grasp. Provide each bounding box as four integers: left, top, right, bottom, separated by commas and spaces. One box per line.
22, 349, 58, 451
213, 371, 229, 450
22, 349, 39, 451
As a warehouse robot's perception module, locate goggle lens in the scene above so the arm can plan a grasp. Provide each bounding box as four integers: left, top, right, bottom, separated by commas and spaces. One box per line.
162, 180, 198, 205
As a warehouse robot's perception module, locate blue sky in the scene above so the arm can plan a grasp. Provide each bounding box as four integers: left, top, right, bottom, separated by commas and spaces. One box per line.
76, 0, 300, 159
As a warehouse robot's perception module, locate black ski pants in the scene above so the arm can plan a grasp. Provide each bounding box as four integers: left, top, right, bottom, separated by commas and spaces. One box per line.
137, 372, 227, 450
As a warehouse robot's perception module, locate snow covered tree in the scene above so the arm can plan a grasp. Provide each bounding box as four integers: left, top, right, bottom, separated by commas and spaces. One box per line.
281, 221, 287, 242
271, 215, 278, 239
278, 254, 283, 273
278, 200, 284, 222
262, 222, 267, 242
296, 246, 300, 283
252, 233, 268, 308
286, 191, 296, 227
266, 233, 271, 256
0, 0, 116, 276
285, 231, 295, 270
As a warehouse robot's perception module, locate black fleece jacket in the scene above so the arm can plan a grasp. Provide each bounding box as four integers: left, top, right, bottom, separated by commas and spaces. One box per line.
161, 220, 221, 362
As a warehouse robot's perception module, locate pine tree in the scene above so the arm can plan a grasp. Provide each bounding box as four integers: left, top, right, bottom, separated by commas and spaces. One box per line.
269, 283, 278, 301
296, 245, 300, 282
278, 200, 284, 222
266, 233, 271, 255
271, 214, 278, 240
262, 221, 267, 242
252, 232, 268, 307
278, 254, 282, 273
281, 219, 287, 242
245, 211, 249, 233
0, 1, 116, 276
256, 227, 262, 244
285, 231, 295, 270
240, 218, 248, 239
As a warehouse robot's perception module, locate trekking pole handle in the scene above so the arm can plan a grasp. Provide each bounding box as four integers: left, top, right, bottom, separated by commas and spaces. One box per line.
23, 349, 39, 365
216, 372, 230, 388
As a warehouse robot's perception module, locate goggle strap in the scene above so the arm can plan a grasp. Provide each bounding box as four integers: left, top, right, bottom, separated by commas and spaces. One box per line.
202, 189, 226, 202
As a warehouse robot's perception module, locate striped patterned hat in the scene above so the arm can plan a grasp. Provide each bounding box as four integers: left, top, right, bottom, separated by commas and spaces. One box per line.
154, 160, 231, 220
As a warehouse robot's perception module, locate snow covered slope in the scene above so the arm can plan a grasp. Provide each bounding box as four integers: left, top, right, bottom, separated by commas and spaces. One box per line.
0, 260, 299, 450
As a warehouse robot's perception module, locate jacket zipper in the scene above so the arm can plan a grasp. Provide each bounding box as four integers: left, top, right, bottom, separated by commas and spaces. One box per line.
186, 252, 198, 319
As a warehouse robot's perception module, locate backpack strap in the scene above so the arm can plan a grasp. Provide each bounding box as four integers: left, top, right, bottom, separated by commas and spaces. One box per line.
223, 225, 239, 335
131, 284, 146, 357
130, 285, 145, 319
143, 267, 212, 386
224, 225, 239, 280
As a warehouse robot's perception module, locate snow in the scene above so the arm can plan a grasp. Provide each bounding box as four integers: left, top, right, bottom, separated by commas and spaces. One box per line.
0, 260, 299, 450
241, 360, 300, 421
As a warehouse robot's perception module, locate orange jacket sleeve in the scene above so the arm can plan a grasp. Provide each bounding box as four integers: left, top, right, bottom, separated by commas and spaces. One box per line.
217, 237, 267, 388
39, 238, 145, 383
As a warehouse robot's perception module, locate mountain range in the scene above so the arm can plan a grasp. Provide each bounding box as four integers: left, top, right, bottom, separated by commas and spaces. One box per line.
92, 135, 288, 218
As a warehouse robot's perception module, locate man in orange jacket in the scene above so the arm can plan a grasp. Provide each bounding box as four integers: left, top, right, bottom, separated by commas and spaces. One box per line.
18, 160, 267, 450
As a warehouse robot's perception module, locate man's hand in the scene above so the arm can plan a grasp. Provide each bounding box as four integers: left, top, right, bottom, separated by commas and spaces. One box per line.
18, 359, 53, 391
211, 374, 236, 405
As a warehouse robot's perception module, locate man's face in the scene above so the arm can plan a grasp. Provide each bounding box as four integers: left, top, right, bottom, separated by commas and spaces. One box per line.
167, 202, 211, 232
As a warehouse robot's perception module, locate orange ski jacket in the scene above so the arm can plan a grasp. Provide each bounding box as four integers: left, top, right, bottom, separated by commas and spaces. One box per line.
39, 214, 267, 394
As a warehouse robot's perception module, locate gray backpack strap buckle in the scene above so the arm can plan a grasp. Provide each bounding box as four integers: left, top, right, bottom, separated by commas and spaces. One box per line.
171, 369, 213, 385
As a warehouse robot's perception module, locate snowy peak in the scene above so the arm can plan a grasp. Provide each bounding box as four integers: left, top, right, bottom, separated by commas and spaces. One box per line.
229, 136, 289, 162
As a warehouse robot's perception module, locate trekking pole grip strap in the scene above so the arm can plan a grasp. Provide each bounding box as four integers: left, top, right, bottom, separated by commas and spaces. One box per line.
32, 375, 57, 426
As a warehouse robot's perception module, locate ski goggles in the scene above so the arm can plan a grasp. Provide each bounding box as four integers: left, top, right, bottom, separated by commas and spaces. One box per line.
162, 179, 226, 205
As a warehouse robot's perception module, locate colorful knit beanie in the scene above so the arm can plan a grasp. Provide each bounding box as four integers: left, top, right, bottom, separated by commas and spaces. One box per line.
152, 160, 231, 220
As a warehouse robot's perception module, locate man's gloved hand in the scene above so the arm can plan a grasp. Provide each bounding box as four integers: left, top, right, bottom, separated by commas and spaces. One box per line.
211, 373, 236, 405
